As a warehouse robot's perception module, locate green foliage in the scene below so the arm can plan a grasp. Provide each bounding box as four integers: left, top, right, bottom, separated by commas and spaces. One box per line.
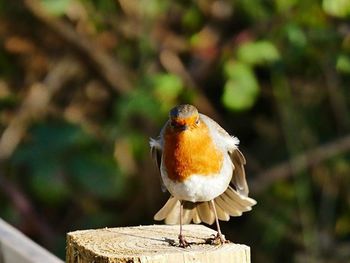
13, 121, 124, 203
274, 0, 299, 13
182, 6, 203, 32
322, 0, 350, 18
90, 0, 118, 14
152, 73, 184, 112
236, 41, 281, 65
285, 24, 307, 48
30, 159, 69, 204
236, 0, 271, 21
1, 0, 350, 262
222, 61, 259, 111
40, 0, 71, 16
68, 152, 123, 199
336, 214, 350, 237
115, 89, 160, 123
140, 0, 170, 17
336, 54, 350, 74
0, 50, 18, 78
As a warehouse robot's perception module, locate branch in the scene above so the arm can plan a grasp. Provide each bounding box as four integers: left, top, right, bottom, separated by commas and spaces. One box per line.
159, 49, 223, 123
0, 57, 81, 159
322, 61, 350, 132
0, 169, 56, 246
23, 0, 133, 94
251, 134, 350, 194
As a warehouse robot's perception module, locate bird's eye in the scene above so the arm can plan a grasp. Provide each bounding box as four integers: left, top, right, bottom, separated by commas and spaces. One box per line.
195, 119, 200, 125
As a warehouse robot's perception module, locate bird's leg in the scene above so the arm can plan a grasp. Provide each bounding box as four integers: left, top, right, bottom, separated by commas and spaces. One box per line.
178, 201, 189, 248
210, 200, 228, 244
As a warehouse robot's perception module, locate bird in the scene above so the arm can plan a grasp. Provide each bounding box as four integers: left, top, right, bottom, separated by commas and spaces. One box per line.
150, 104, 256, 247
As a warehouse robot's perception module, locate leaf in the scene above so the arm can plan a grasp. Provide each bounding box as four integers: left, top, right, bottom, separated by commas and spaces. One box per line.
322, 0, 350, 18
275, 0, 298, 13
152, 73, 183, 103
237, 0, 270, 21
285, 24, 307, 48
13, 121, 88, 164
12, 120, 123, 200
68, 153, 124, 199
115, 89, 160, 123
336, 54, 350, 73
237, 41, 280, 65
141, 0, 169, 17
222, 61, 259, 111
128, 132, 148, 159
182, 7, 202, 31
336, 214, 350, 237
40, 0, 70, 16
30, 160, 69, 205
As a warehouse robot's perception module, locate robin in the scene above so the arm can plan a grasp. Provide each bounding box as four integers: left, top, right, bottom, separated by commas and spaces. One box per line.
150, 104, 256, 247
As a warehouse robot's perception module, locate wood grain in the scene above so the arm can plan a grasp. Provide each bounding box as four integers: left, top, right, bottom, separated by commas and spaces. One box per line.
66, 224, 250, 263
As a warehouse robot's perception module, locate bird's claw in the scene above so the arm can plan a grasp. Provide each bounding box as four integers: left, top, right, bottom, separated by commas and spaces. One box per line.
206, 233, 229, 245
178, 234, 191, 248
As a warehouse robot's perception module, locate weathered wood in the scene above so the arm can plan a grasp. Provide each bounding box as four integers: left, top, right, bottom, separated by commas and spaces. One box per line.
66, 224, 250, 263
0, 218, 63, 263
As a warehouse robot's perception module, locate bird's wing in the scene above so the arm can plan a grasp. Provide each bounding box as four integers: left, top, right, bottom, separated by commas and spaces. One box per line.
150, 137, 167, 192
199, 113, 249, 196
229, 148, 249, 196
199, 114, 240, 149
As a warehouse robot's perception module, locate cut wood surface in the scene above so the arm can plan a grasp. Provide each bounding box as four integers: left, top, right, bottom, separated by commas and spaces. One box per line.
66, 224, 250, 263
0, 218, 63, 263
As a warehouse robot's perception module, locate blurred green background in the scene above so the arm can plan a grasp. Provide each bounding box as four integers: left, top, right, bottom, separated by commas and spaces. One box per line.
0, 0, 350, 262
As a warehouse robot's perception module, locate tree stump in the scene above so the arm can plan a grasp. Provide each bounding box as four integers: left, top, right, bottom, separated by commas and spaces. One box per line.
66, 224, 250, 263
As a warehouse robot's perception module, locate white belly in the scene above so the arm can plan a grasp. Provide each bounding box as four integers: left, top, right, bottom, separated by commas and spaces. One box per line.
161, 155, 233, 202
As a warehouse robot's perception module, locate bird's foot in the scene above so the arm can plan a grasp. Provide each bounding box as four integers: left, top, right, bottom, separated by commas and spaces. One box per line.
206, 233, 230, 245
178, 234, 190, 248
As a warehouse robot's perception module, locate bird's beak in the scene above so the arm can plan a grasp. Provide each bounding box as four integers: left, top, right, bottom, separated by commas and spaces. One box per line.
179, 125, 188, 131
170, 119, 189, 131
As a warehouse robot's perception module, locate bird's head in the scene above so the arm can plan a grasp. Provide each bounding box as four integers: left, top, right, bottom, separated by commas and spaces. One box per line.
169, 104, 200, 131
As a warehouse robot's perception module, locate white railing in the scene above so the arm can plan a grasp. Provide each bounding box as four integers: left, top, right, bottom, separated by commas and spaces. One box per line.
0, 218, 63, 263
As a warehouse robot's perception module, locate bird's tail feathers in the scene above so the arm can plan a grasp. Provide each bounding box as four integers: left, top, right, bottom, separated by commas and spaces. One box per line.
154, 187, 256, 225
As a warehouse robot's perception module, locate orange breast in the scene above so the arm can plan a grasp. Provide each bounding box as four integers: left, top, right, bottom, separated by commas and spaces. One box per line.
163, 121, 223, 182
